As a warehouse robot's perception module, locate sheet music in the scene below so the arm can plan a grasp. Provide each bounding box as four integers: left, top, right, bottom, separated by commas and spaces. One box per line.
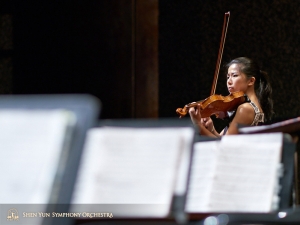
71, 126, 194, 217
209, 133, 282, 212
185, 141, 220, 212
185, 133, 283, 213
0, 109, 76, 204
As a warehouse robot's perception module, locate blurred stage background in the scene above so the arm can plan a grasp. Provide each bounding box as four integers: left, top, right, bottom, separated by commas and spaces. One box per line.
0, 0, 299, 122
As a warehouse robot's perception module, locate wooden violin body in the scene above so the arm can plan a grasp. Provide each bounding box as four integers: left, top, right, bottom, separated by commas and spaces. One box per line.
176, 91, 247, 119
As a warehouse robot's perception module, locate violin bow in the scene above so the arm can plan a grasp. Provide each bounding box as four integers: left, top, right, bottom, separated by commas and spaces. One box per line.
210, 12, 230, 96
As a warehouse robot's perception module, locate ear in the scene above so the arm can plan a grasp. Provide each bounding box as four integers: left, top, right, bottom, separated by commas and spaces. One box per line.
248, 77, 255, 86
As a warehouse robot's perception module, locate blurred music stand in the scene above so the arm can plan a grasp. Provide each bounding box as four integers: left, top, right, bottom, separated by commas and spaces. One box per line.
0, 94, 101, 225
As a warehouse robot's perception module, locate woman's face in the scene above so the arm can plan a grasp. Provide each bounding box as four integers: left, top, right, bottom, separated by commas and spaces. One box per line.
227, 63, 249, 93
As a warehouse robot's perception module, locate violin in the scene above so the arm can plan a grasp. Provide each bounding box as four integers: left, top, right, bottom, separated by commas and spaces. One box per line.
176, 12, 247, 119
176, 91, 247, 119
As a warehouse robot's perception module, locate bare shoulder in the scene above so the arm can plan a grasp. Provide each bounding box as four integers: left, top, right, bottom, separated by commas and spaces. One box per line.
225, 103, 255, 135
233, 103, 255, 125
236, 102, 255, 113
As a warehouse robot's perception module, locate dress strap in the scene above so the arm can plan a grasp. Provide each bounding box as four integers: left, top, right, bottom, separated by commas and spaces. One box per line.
249, 102, 264, 126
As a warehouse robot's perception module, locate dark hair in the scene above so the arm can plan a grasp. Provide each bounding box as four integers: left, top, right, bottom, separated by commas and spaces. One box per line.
226, 57, 274, 122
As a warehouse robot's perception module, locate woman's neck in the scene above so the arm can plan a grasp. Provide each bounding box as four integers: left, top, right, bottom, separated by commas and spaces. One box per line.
245, 88, 257, 102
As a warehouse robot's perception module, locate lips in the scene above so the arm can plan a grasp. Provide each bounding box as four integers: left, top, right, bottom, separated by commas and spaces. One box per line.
228, 87, 234, 92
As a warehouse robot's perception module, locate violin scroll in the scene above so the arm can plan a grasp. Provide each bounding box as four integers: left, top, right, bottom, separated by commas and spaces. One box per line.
176, 100, 204, 117
176, 107, 188, 117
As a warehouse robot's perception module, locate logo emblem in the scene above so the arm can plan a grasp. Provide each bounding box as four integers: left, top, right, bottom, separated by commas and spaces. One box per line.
7, 208, 19, 221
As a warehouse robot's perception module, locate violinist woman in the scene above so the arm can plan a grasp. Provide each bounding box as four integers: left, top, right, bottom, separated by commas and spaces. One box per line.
189, 57, 273, 137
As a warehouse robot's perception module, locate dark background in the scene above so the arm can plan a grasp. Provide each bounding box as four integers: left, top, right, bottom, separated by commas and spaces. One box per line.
1, 0, 300, 125
159, 1, 300, 123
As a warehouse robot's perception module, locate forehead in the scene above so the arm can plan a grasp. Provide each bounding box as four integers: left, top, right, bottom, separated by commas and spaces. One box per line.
227, 63, 241, 73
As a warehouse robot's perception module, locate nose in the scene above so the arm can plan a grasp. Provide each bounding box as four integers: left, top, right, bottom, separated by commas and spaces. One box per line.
227, 77, 232, 85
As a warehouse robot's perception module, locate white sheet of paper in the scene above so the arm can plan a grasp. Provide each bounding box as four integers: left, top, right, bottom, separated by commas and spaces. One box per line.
208, 133, 282, 212
185, 133, 283, 213
185, 141, 220, 212
0, 110, 76, 204
71, 126, 194, 217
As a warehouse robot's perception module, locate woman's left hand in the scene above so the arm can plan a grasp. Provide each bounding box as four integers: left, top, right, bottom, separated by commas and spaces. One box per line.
188, 104, 202, 125
189, 104, 215, 134
201, 117, 214, 132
